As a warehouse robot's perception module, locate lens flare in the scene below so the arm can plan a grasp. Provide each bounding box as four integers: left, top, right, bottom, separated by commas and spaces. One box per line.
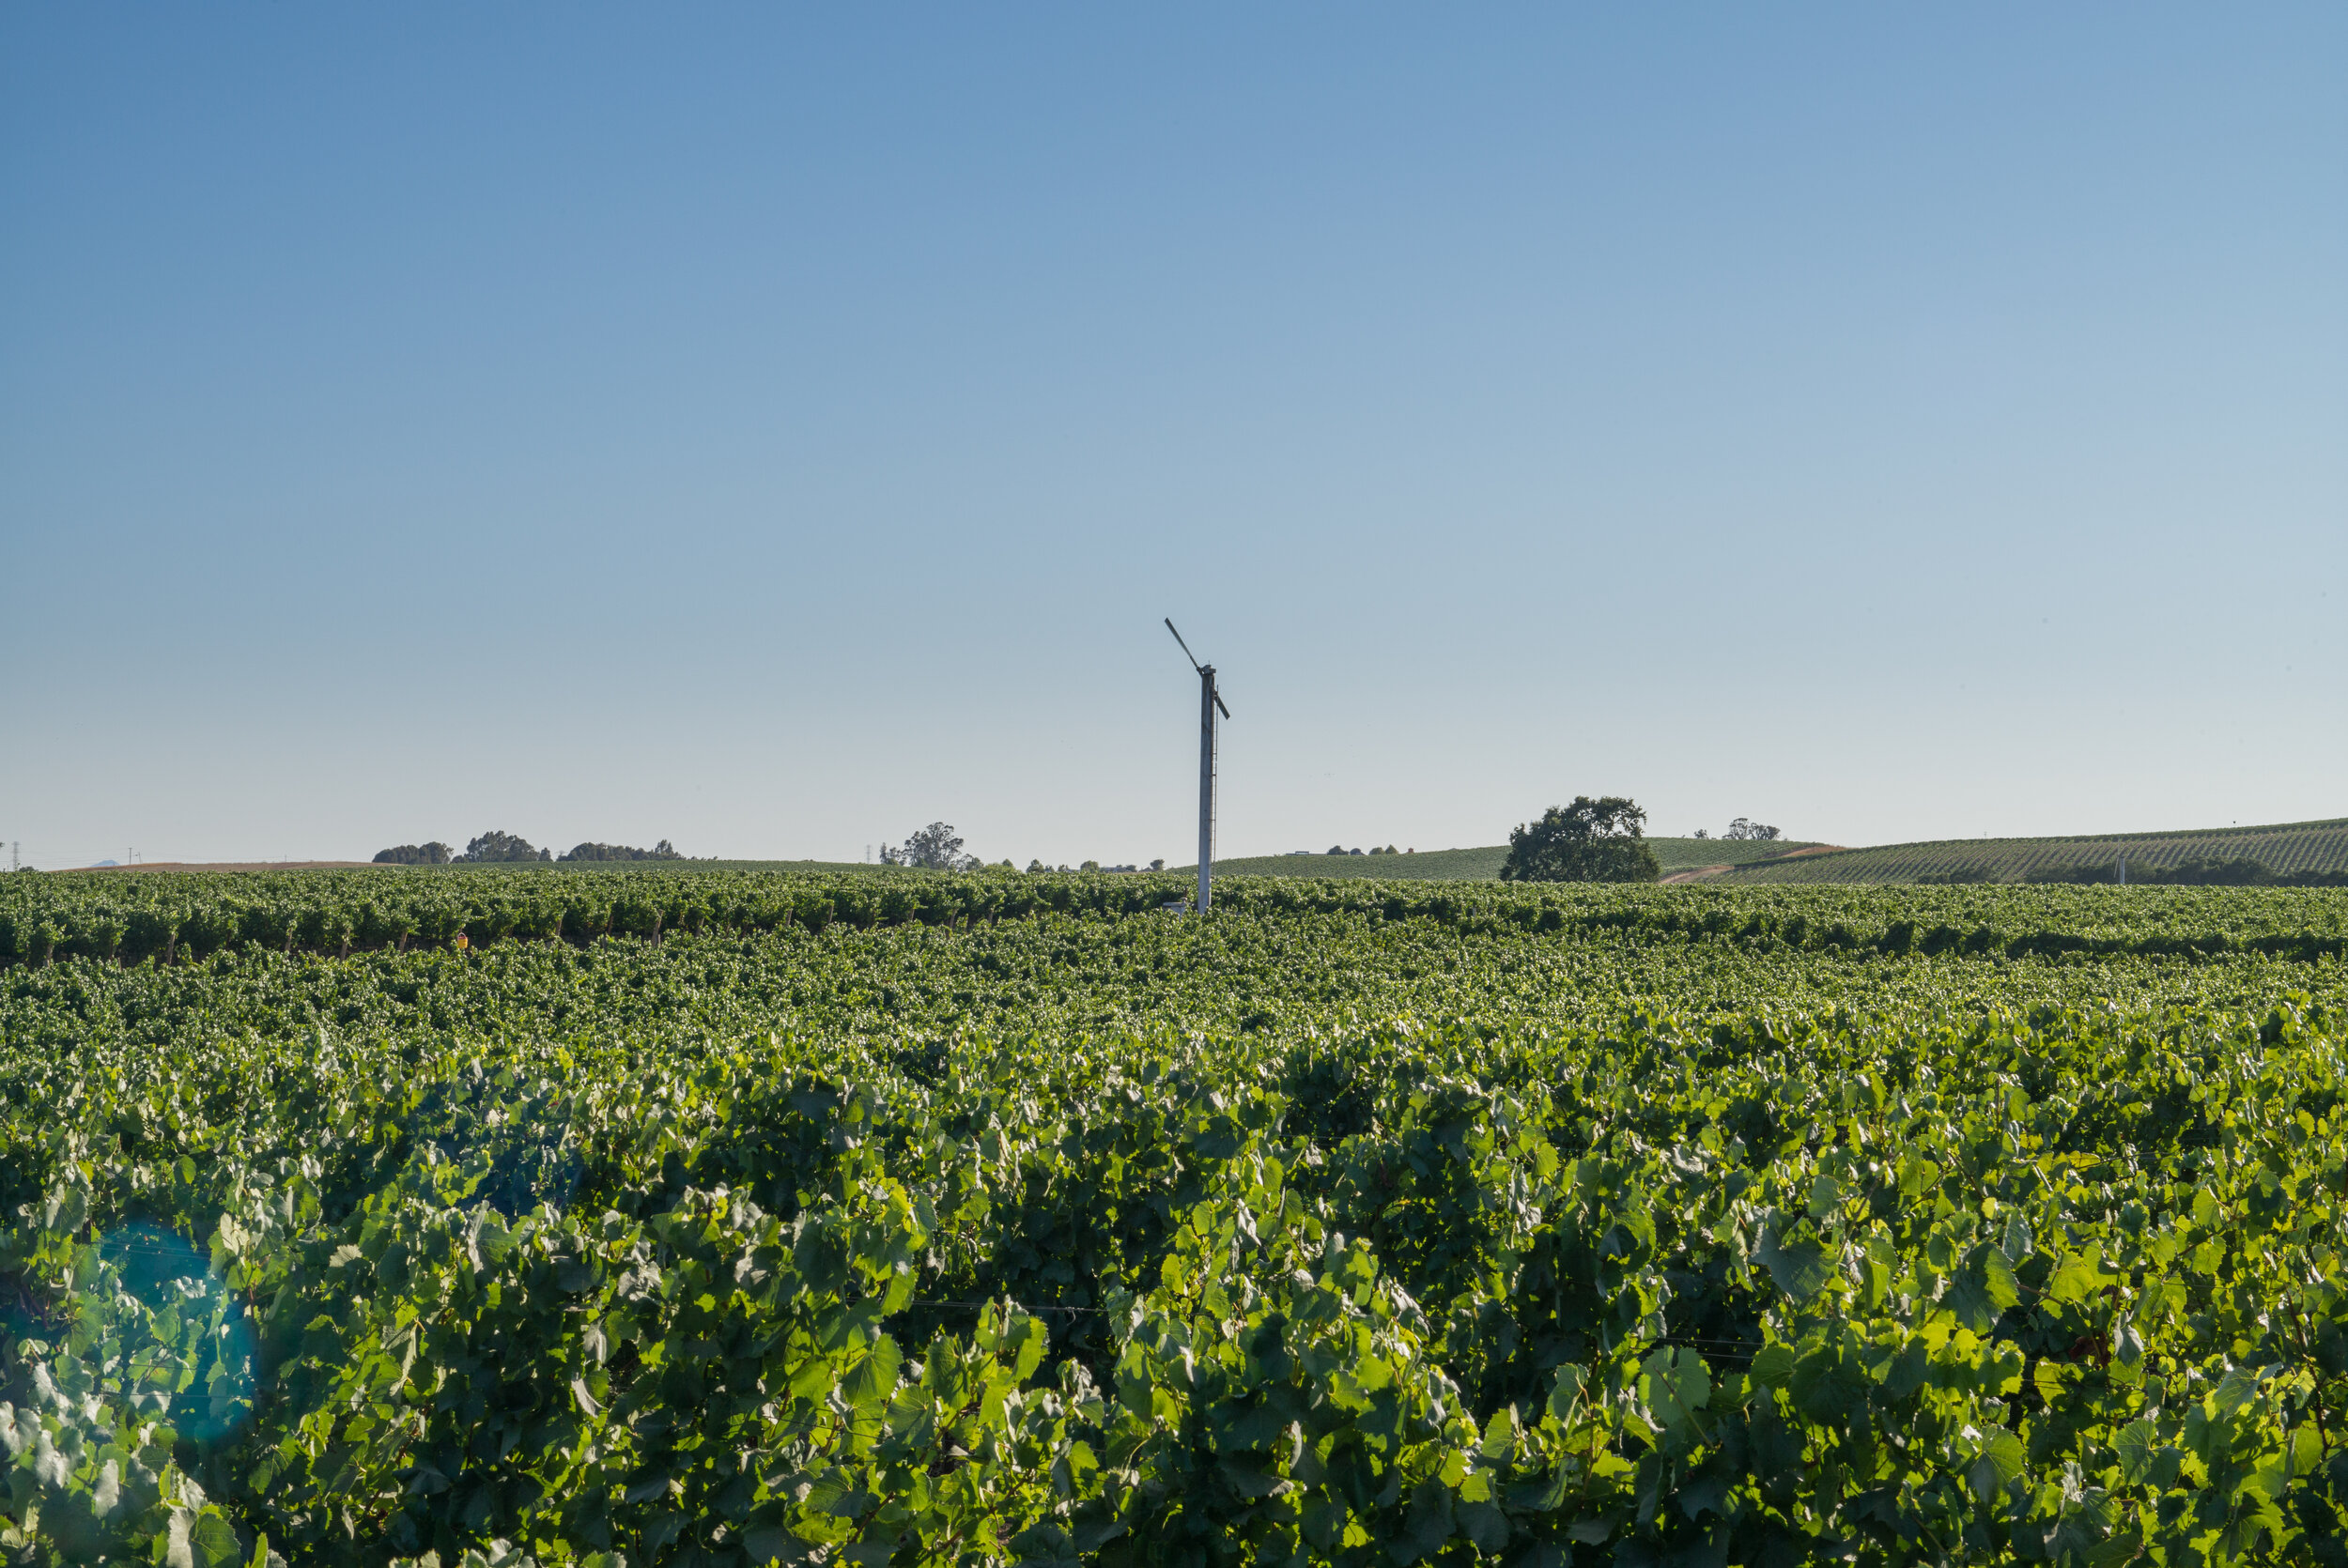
89, 1222, 256, 1446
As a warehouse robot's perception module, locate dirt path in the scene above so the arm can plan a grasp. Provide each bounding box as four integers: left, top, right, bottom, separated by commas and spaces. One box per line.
1661, 844, 1847, 884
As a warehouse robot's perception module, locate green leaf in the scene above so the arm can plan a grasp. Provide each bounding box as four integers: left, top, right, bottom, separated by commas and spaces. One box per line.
2046, 1488, 2118, 1560
2112, 1420, 2155, 1484
1639, 1346, 1710, 1440
1805, 1172, 1840, 1218
2213, 1364, 2264, 1418
1397, 1479, 1453, 1562
1748, 1344, 1797, 1390
1007, 1314, 1047, 1381
1548, 1363, 1587, 1424
1967, 1429, 2026, 1502
1755, 1214, 1836, 1302
2087, 1530, 2144, 1568
1458, 1498, 1509, 1554
743, 1525, 816, 1564
842, 1335, 902, 1411
1948, 1243, 2021, 1332
188, 1510, 245, 1568
1479, 1406, 1517, 1460
2048, 1244, 2118, 1306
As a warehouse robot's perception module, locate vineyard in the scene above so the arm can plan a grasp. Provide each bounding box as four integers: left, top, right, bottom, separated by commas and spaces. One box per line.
6, 869, 2348, 1566
1724, 819, 2348, 887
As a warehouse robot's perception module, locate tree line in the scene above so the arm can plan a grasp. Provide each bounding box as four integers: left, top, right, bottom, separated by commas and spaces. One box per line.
374, 832, 685, 866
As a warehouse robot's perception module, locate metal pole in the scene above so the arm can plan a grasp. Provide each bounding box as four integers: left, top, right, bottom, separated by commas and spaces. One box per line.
1197, 665, 1215, 914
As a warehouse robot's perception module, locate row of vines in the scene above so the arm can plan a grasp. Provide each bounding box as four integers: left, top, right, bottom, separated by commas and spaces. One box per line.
6, 869, 2348, 973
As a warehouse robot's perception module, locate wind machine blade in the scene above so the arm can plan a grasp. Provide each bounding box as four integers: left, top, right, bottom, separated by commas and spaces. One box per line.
1164, 618, 1203, 673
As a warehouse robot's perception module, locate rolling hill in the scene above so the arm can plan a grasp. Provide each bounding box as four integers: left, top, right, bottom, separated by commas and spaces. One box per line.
1716, 817, 2348, 884
1193, 817, 2348, 886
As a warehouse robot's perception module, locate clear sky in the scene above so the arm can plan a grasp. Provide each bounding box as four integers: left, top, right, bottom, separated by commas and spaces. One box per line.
4, 6, 2342, 869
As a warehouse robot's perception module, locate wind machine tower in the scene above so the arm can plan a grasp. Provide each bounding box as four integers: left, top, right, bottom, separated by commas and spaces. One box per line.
1164, 619, 1229, 914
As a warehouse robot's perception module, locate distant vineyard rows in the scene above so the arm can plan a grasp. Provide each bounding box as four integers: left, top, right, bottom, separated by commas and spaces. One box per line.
6, 867, 2348, 972
1729, 819, 2348, 885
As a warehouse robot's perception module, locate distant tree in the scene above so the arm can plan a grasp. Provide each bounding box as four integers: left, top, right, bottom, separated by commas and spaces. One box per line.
1027, 859, 1047, 874
374, 841, 453, 866
1691, 828, 1709, 839
1723, 819, 1781, 841
900, 822, 980, 871
1151, 858, 1166, 871
560, 840, 685, 863
1326, 845, 1345, 855
456, 831, 546, 864
1498, 796, 1661, 884
1080, 859, 1101, 872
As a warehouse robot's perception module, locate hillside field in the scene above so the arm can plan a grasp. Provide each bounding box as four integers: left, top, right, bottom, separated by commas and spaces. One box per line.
1723, 815, 2348, 884
1209, 817, 2348, 887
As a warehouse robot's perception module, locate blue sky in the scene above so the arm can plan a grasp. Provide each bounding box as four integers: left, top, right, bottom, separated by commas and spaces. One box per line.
5, 5, 2342, 867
